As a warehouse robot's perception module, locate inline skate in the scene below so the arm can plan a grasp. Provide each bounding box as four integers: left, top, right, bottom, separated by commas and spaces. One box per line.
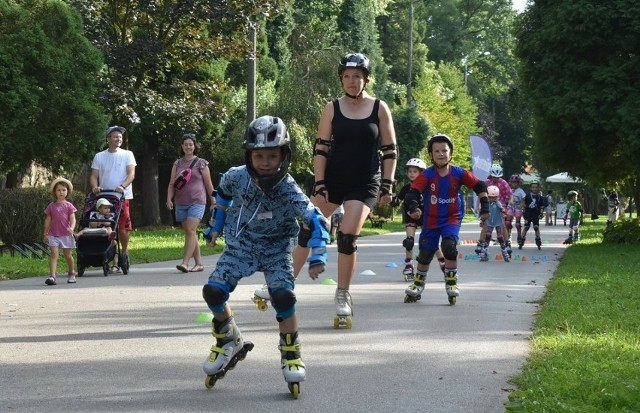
402, 260, 415, 281
334, 288, 353, 329
444, 270, 459, 305
563, 235, 573, 245
501, 246, 511, 262
518, 236, 525, 250
251, 284, 270, 311
437, 257, 446, 274
203, 317, 254, 389
479, 245, 489, 262
404, 271, 426, 303
279, 332, 306, 399
535, 237, 542, 250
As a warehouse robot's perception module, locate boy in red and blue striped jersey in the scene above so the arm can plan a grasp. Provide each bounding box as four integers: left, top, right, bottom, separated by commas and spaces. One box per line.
402, 134, 489, 305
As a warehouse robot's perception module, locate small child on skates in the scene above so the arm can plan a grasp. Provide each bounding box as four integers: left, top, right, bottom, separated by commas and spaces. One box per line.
564, 190, 584, 244
402, 134, 489, 305
393, 158, 434, 280
505, 174, 526, 248
201, 116, 329, 398
479, 186, 510, 262
43, 177, 77, 285
519, 180, 547, 250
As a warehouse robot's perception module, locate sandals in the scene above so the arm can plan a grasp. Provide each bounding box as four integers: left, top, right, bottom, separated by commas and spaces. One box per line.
176, 264, 189, 273
45, 275, 57, 286
110, 266, 121, 274
189, 264, 205, 272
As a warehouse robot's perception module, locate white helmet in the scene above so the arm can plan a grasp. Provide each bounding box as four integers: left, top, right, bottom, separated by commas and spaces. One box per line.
487, 185, 500, 197
406, 158, 427, 170
489, 163, 503, 178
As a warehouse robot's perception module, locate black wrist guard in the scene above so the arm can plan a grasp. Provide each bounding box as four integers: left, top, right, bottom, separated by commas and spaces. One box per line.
379, 178, 393, 196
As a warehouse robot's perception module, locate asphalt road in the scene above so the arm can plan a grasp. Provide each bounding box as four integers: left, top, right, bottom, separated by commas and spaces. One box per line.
0, 222, 570, 412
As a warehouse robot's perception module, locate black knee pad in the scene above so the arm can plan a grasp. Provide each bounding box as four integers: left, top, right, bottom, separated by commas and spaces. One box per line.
297, 226, 311, 248
271, 288, 297, 312
524, 221, 531, 231
441, 237, 458, 260
417, 249, 436, 265
202, 283, 228, 306
337, 231, 358, 255
402, 236, 414, 251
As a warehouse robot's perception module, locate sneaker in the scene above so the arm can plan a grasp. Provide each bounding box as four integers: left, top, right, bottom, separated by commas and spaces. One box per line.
68, 274, 77, 284
45, 275, 57, 286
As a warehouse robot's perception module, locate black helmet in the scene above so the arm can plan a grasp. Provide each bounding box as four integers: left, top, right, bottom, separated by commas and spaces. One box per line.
243, 115, 292, 193
427, 134, 454, 154
338, 53, 371, 77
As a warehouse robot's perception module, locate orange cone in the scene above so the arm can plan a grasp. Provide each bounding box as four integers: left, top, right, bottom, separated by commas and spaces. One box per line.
521, 255, 527, 262
495, 253, 503, 261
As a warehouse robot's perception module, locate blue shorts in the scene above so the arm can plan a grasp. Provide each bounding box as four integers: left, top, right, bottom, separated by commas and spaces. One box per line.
175, 203, 205, 222
418, 225, 460, 251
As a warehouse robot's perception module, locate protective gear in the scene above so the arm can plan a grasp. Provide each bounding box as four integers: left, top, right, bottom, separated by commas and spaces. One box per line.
427, 134, 454, 154
440, 236, 458, 260
489, 163, 503, 178
473, 180, 488, 196
203, 190, 232, 241
313, 138, 331, 158
404, 188, 421, 213
509, 174, 522, 184
338, 52, 371, 77
306, 209, 330, 268
338, 53, 371, 99
530, 180, 540, 186
417, 249, 436, 265
406, 158, 427, 170
336, 231, 358, 255
487, 185, 500, 198
379, 178, 393, 196
297, 226, 311, 248
271, 287, 297, 322
243, 115, 291, 193
402, 236, 415, 251
380, 144, 398, 161
567, 190, 578, 197
202, 283, 230, 314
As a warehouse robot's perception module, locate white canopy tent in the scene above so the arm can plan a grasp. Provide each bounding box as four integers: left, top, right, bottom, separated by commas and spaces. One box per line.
519, 172, 540, 183
545, 172, 582, 183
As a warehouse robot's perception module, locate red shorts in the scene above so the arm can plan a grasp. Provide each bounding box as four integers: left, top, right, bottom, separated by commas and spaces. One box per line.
118, 199, 133, 231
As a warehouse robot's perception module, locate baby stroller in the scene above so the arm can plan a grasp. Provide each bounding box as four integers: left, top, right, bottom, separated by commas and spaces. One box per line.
76, 190, 130, 276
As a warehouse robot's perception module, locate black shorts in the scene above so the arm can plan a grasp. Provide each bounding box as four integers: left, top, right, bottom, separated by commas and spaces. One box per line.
327, 178, 380, 210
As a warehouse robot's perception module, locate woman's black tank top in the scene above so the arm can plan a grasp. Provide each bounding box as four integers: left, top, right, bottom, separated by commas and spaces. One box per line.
325, 99, 381, 186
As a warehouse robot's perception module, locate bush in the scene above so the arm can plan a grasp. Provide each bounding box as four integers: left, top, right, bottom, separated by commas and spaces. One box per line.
602, 218, 640, 244
0, 188, 85, 244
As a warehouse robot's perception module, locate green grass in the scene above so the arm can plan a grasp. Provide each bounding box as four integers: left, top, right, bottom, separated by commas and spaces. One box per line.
0, 217, 407, 281
0, 227, 224, 280
505, 219, 640, 412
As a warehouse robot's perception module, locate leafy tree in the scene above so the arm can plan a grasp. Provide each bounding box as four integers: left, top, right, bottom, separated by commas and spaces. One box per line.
393, 105, 432, 186
67, 0, 284, 225
516, 0, 640, 206
0, 0, 106, 186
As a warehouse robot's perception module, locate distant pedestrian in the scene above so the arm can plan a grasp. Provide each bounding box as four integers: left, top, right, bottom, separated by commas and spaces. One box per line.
43, 177, 77, 285
606, 189, 620, 226
544, 190, 554, 225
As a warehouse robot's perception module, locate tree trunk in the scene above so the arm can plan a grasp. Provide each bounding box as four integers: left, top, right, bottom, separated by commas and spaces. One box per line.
139, 151, 161, 227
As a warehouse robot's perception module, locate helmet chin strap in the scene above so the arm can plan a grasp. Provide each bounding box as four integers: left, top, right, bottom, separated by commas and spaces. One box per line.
342, 79, 368, 100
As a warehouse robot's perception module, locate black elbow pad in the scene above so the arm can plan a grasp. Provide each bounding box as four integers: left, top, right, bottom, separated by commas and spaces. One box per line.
473, 180, 488, 195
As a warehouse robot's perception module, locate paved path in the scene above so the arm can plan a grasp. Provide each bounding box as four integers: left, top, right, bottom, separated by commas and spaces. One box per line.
0, 223, 569, 412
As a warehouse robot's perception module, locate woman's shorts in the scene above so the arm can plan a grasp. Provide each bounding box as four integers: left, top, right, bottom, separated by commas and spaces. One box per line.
175, 203, 205, 222
47, 235, 76, 249
327, 179, 380, 210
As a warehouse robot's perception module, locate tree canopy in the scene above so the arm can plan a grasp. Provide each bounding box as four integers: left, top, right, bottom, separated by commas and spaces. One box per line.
0, 0, 106, 183
516, 0, 640, 189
